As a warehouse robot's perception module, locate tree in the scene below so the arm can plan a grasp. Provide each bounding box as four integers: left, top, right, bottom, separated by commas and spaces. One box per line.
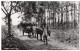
1, 1, 23, 37
21, 2, 38, 22
36, 2, 45, 26
66, 2, 68, 28
50, 1, 59, 27
61, 6, 63, 27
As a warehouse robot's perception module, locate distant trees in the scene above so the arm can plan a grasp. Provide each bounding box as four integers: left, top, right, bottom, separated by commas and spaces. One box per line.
21, 2, 36, 21
52, 2, 79, 29
1, 1, 79, 37
49, 1, 59, 28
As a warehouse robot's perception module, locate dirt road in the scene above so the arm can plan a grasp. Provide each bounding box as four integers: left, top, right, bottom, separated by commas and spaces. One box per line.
13, 27, 78, 50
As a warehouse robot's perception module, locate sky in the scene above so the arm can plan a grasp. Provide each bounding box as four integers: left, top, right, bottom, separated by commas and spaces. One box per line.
1, 10, 22, 25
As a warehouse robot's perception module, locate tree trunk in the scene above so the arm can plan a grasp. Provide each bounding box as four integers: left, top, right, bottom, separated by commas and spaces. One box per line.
71, 4, 73, 28
49, 11, 50, 27
55, 11, 57, 27
66, 4, 68, 28
74, 4, 76, 28
53, 13, 54, 27
61, 7, 63, 28
58, 13, 59, 27
7, 13, 12, 38
79, 2, 80, 27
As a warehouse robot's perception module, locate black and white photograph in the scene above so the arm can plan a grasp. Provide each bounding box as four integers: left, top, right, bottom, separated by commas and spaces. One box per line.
1, 1, 80, 50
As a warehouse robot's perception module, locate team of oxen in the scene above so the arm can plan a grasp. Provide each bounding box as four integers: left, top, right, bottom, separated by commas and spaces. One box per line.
17, 22, 51, 45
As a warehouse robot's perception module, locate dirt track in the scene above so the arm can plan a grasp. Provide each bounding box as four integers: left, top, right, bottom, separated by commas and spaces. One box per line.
13, 27, 78, 50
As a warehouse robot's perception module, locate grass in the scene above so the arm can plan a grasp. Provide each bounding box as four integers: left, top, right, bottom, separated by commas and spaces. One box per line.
1, 25, 30, 50
53, 28, 79, 48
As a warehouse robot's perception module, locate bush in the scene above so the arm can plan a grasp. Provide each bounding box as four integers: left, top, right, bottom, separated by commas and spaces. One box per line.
54, 28, 79, 48
2, 36, 29, 50
1, 25, 29, 50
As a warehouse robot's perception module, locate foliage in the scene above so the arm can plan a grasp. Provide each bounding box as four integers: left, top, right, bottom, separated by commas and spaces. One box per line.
2, 36, 30, 50
1, 25, 30, 50
54, 28, 79, 48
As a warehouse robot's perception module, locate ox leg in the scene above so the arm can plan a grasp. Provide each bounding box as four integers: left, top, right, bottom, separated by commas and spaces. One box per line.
34, 32, 35, 37
40, 35, 42, 40
35, 33, 36, 37
20, 29, 23, 34
23, 30, 24, 35
20, 29, 21, 34
35, 32, 37, 37
28, 33, 29, 37
32, 31, 34, 36
29, 33, 32, 37
37, 34, 38, 39
45, 37, 48, 45
28, 33, 31, 37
